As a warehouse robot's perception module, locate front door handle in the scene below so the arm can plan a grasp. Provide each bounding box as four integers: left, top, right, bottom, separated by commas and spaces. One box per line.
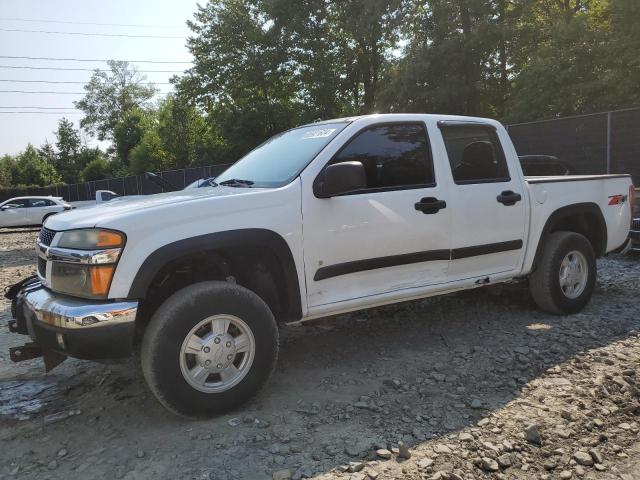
497, 190, 522, 206
415, 197, 447, 214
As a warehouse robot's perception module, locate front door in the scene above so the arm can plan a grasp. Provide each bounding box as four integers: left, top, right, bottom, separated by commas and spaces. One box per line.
437, 123, 527, 280
301, 122, 452, 307
0, 199, 29, 227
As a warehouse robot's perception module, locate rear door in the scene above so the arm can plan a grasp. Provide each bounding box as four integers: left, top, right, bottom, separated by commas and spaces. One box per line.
301, 121, 452, 307
437, 122, 527, 280
26, 198, 55, 224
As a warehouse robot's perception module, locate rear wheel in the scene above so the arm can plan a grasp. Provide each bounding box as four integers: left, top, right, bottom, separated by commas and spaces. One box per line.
529, 231, 596, 315
141, 281, 278, 417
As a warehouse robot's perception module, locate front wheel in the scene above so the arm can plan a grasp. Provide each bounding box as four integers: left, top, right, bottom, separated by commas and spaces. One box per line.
141, 281, 279, 417
529, 231, 596, 315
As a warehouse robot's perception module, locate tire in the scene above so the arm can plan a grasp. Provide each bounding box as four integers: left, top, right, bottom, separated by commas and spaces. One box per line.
529, 231, 596, 315
141, 281, 279, 417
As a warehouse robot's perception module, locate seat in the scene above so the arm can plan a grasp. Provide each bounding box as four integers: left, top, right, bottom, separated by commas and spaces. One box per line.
453, 141, 498, 182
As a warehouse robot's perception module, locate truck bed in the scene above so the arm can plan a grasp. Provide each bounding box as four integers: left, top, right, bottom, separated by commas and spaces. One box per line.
522, 173, 633, 275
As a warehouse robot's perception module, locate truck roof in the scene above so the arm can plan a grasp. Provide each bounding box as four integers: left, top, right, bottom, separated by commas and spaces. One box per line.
302, 113, 500, 128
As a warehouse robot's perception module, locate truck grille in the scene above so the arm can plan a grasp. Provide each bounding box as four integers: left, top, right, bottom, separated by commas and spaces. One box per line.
38, 227, 56, 246
632, 218, 640, 231
38, 257, 47, 277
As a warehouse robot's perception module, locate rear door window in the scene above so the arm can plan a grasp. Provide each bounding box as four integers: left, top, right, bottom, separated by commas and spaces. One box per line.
29, 199, 53, 207
441, 125, 510, 184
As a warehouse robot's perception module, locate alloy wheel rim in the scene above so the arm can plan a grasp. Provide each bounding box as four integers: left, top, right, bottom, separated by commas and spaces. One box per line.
559, 250, 588, 299
179, 314, 255, 393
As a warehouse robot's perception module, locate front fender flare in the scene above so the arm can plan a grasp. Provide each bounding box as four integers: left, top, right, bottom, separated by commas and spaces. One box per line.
127, 228, 302, 320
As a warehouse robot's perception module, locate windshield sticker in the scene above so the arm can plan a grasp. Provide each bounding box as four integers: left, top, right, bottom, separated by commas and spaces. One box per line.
302, 128, 336, 139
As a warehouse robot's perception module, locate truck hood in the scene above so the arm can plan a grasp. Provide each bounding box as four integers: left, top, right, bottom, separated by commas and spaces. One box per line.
45, 186, 263, 231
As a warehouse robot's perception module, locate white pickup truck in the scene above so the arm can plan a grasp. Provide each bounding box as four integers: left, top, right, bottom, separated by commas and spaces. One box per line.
7, 114, 635, 417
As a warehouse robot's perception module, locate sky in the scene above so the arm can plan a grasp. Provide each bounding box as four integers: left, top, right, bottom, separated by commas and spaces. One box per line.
0, 0, 200, 155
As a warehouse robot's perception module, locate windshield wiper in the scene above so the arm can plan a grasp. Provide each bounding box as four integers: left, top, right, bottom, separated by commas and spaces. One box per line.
219, 178, 255, 187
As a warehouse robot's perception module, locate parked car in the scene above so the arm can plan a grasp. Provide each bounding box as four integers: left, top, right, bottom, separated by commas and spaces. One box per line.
519, 155, 577, 176
6, 114, 635, 417
0, 196, 71, 228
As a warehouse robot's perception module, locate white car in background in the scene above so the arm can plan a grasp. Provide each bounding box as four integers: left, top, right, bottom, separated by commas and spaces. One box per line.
0, 196, 72, 228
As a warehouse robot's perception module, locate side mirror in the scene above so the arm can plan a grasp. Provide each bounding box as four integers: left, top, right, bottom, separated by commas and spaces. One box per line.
1, 205, 10, 211
315, 161, 367, 198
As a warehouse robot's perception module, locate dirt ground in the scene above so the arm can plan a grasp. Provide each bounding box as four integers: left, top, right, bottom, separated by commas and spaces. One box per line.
0, 229, 639, 480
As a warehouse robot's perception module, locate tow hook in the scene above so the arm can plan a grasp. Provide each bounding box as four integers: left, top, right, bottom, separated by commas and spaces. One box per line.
9, 342, 42, 362
9, 342, 67, 371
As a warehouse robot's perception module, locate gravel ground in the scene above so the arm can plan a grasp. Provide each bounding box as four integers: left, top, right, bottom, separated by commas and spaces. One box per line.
0, 229, 639, 480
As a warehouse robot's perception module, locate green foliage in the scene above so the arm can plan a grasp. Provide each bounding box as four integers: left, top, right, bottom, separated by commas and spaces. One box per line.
113, 107, 154, 166
503, 0, 640, 121
129, 129, 168, 174
13, 144, 61, 187
54, 117, 83, 183
0, 154, 16, 188
75, 60, 157, 141
157, 95, 209, 168
82, 154, 112, 181
3, 0, 640, 190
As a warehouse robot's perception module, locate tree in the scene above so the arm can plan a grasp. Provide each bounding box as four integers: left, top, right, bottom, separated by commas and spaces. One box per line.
38, 141, 57, 167
54, 117, 82, 183
157, 95, 209, 167
82, 154, 111, 181
330, 0, 406, 113
179, 0, 301, 159
380, 0, 510, 117
129, 129, 168, 174
13, 144, 61, 186
0, 154, 15, 188
113, 107, 154, 166
75, 60, 157, 141
268, 0, 405, 115
503, 0, 612, 121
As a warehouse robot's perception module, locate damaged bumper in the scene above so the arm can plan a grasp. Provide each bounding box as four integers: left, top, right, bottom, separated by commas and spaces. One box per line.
7, 279, 138, 368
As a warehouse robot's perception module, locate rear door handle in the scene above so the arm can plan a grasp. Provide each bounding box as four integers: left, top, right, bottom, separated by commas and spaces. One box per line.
497, 191, 522, 206
415, 197, 447, 214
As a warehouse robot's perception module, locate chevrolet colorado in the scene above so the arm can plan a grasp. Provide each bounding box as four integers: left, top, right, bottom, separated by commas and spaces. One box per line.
6, 114, 635, 416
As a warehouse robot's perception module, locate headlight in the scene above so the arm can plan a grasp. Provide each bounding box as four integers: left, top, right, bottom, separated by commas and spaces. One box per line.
57, 229, 124, 249
48, 229, 125, 299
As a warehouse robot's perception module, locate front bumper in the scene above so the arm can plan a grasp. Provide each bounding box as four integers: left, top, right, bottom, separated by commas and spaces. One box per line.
10, 281, 138, 361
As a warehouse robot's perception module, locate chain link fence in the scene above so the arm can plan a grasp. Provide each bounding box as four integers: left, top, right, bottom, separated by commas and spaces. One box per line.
3, 108, 638, 203
0, 164, 232, 203
507, 107, 640, 185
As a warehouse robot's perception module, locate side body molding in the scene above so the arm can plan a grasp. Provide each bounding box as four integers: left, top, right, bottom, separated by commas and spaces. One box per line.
127, 228, 302, 320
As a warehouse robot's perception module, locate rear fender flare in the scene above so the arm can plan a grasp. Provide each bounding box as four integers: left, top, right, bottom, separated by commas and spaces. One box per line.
532, 202, 607, 270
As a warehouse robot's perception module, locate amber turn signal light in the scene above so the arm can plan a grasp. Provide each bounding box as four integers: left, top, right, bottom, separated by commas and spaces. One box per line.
89, 265, 116, 296
96, 231, 125, 248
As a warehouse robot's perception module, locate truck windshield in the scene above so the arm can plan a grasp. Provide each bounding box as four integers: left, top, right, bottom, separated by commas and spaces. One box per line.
215, 122, 349, 188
